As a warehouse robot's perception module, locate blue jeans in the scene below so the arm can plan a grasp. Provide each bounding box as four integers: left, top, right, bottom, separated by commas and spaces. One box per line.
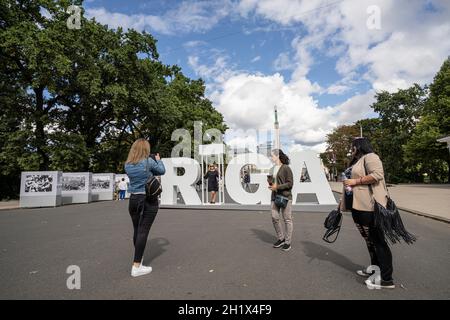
119, 190, 126, 200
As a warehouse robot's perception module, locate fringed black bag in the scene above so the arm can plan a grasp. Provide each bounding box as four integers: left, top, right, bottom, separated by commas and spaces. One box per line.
364, 159, 417, 245
373, 198, 416, 245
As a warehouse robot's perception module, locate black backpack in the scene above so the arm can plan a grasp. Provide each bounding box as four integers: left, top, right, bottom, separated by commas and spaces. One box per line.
145, 175, 162, 199
322, 208, 342, 243
145, 158, 162, 200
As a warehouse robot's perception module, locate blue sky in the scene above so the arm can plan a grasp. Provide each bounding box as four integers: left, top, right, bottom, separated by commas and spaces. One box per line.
82, 0, 450, 152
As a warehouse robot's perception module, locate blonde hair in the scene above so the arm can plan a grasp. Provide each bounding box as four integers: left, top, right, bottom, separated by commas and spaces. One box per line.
126, 138, 150, 164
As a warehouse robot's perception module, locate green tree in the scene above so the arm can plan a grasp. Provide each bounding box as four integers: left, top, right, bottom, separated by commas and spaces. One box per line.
0, 0, 227, 198
403, 57, 450, 182
370, 84, 427, 183
321, 125, 360, 178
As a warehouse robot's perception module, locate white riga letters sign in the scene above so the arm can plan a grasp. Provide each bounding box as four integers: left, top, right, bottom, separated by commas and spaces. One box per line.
160, 150, 336, 206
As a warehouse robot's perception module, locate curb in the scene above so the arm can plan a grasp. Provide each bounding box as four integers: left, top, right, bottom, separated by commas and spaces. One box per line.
395, 207, 450, 224
0, 205, 20, 211
331, 189, 450, 224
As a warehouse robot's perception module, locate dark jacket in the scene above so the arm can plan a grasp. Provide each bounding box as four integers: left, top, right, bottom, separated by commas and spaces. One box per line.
204, 170, 219, 192
271, 164, 294, 201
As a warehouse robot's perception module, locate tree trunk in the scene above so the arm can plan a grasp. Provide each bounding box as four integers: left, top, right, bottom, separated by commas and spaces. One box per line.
34, 87, 50, 171
84, 135, 97, 172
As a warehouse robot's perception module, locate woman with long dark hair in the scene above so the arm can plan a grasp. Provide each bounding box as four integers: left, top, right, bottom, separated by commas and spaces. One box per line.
340, 137, 395, 289
268, 149, 294, 252
125, 138, 166, 277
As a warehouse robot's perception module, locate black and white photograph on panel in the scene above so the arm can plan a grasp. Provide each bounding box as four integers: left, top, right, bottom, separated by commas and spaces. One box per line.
92, 175, 111, 190
24, 174, 53, 193
62, 176, 86, 191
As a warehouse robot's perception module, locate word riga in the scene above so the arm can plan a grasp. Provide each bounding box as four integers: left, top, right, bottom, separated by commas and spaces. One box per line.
161, 151, 336, 205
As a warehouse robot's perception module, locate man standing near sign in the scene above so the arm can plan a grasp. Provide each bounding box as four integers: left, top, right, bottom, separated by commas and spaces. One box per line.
268, 149, 294, 252
118, 178, 127, 201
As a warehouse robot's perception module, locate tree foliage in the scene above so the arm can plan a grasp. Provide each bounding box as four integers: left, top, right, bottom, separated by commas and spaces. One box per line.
0, 0, 227, 199
321, 58, 450, 184
403, 57, 450, 182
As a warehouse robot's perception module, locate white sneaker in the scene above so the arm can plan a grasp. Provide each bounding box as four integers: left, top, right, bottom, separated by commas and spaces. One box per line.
365, 278, 395, 289
131, 264, 152, 277
356, 268, 373, 277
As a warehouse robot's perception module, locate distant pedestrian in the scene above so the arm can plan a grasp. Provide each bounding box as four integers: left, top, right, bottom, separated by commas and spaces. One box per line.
341, 137, 395, 289
268, 149, 294, 252
118, 178, 127, 200
114, 181, 120, 201
125, 138, 165, 277
243, 171, 251, 192
204, 164, 219, 204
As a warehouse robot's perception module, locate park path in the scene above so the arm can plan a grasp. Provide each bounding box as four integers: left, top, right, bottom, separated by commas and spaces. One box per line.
0, 201, 449, 299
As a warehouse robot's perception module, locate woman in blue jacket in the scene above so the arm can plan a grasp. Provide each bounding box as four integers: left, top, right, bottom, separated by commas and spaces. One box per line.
125, 138, 166, 277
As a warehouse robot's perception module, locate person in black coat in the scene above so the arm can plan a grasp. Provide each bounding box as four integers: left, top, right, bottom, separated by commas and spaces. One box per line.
204, 164, 219, 204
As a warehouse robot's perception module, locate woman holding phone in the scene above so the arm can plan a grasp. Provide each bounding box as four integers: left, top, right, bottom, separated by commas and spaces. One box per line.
125, 138, 165, 277
268, 149, 294, 252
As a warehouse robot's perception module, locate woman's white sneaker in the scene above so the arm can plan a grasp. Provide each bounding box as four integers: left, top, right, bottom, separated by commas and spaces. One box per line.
365, 278, 395, 289
131, 264, 152, 277
356, 268, 373, 277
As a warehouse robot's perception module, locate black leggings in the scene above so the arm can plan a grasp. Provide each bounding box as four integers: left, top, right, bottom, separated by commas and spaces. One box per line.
352, 209, 393, 281
128, 194, 159, 263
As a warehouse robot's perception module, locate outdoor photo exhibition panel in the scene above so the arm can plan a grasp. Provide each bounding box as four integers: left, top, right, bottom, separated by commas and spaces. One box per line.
20, 171, 62, 208
91, 173, 115, 201
61, 172, 92, 204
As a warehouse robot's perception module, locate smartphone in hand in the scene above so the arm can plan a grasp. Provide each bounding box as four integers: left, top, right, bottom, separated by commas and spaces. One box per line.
267, 175, 273, 186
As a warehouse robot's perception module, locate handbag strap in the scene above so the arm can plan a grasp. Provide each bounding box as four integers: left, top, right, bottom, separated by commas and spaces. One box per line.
145, 158, 153, 178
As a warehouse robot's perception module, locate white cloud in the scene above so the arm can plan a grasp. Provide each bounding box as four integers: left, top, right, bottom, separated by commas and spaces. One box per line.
184, 40, 208, 48
251, 56, 261, 63
183, 0, 450, 153
211, 73, 343, 146
273, 52, 294, 71
85, 0, 234, 35
335, 90, 377, 124
187, 46, 373, 154
85, 7, 171, 34
326, 84, 350, 95
289, 142, 328, 154
225, 133, 259, 153
88, 0, 450, 152
187, 53, 239, 84
238, 0, 450, 92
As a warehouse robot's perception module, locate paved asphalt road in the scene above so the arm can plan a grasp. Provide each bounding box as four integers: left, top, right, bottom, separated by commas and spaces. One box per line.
0, 197, 449, 299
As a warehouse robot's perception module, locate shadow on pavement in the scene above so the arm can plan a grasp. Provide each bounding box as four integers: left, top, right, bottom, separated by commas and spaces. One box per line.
251, 229, 277, 244
300, 241, 361, 274
145, 237, 170, 264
